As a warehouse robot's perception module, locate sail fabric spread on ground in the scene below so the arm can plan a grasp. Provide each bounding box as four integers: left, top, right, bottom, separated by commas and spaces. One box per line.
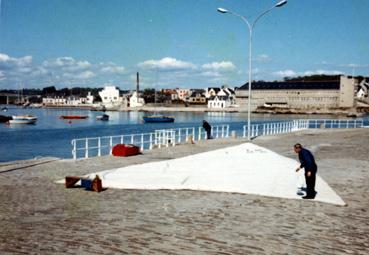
83, 143, 345, 205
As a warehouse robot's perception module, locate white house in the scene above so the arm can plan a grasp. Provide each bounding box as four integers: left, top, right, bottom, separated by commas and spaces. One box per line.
42, 97, 67, 105
129, 91, 145, 107
207, 87, 237, 109
86, 92, 94, 104
205, 87, 221, 99
357, 79, 369, 104
99, 86, 122, 105
42, 93, 94, 106
176, 89, 191, 101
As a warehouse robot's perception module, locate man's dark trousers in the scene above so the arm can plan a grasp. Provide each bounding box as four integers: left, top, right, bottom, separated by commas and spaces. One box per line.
206, 129, 211, 139
305, 170, 316, 198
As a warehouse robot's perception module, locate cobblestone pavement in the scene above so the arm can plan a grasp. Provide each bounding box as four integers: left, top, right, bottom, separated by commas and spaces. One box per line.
1, 129, 368, 254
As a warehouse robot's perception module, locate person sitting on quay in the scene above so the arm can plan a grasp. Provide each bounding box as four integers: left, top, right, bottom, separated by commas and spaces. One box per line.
294, 143, 318, 199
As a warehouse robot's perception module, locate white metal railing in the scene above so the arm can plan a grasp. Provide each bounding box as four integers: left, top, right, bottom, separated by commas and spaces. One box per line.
71, 124, 229, 160
242, 119, 364, 139
242, 120, 308, 138
306, 119, 364, 129
71, 119, 364, 160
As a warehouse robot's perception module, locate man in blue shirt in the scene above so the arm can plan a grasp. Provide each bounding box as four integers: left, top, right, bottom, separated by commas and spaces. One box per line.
294, 143, 317, 199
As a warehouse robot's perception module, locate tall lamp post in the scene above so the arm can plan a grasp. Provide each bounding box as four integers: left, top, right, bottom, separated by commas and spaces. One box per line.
217, 0, 287, 140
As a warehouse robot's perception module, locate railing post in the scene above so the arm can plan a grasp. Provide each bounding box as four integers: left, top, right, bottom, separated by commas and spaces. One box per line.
85, 139, 89, 158
216, 126, 219, 138
243, 125, 246, 138
198, 127, 202, 140
109, 136, 113, 155
172, 130, 176, 147
120, 135, 124, 144
158, 132, 162, 149
226, 125, 229, 137
149, 133, 153, 150
221, 125, 224, 138
178, 129, 181, 143
98, 137, 101, 157
131, 134, 134, 144
72, 140, 77, 160
192, 127, 195, 141
186, 128, 189, 142
141, 134, 144, 151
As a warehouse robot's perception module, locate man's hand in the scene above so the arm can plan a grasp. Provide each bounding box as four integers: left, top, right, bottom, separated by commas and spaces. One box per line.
307, 171, 311, 177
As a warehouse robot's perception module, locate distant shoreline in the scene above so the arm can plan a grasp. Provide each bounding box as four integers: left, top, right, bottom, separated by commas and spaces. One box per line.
4, 103, 368, 117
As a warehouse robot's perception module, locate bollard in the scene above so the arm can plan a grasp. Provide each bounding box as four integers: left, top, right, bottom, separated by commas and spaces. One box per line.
187, 134, 194, 144
231, 130, 237, 138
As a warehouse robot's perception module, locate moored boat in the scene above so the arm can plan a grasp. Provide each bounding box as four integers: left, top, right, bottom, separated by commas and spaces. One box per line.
96, 114, 109, 121
0, 115, 12, 123
60, 115, 89, 120
143, 115, 175, 123
9, 115, 37, 124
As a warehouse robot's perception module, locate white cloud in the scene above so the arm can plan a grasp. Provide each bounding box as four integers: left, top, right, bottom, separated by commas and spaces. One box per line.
62, 70, 95, 80
138, 57, 196, 71
273, 69, 343, 78
43, 57, 91, 72
0, 70, 6, 81
303, 69, 342, 76
100, 63, 125, 74
273, 69, 297, 77
202, 61, 235, 71
200, 71, 222, 77
0, 53, 33, 69
0, 53, 10, 62
31, 67, 48, 77
74, 71, 96, 79
254, 54, 271, 63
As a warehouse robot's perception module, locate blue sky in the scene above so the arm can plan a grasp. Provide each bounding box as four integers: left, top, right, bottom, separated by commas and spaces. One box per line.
0, 0, 368, 90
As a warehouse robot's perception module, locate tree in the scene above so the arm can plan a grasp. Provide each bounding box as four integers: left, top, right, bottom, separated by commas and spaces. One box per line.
41, 86, 57, 96
143, 88, 155, 103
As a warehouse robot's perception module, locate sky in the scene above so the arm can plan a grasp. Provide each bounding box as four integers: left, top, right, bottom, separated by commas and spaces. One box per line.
0, 0, 369, 90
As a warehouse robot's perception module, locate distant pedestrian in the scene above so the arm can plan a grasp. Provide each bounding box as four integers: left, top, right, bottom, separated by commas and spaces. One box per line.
202, 120, 212, 139
294, 143, 317, 199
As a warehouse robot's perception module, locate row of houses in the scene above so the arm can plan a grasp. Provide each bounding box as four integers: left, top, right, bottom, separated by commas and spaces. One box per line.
42, 75, 365, 110
42, 86, 237, 109
160, 87, 237, 108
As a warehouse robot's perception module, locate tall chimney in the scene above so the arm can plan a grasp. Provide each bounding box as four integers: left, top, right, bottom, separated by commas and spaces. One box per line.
136, 72, 139, 101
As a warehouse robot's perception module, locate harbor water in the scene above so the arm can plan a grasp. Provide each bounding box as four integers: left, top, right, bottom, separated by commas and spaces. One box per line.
0, 105, 367, 162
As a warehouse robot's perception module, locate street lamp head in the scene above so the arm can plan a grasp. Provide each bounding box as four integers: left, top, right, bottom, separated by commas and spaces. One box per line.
275, 0, 287, 7
217, 8, 228, 14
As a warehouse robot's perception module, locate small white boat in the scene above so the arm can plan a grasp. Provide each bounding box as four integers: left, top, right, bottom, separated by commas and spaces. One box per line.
96, 114, 109, 121
9, 115, 37, 124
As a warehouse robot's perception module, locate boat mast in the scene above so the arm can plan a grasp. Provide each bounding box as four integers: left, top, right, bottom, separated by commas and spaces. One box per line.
136, 72, 139, 102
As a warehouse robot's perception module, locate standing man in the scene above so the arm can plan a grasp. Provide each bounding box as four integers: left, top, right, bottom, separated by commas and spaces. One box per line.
294, 143, 317, 199
202, 120, 212, 139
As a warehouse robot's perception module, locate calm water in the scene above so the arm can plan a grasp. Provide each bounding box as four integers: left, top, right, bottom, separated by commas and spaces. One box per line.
0, 105, 367, 162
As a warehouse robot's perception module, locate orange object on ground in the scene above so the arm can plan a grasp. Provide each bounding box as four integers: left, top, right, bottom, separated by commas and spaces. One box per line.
65, 176, 81, 188
92, 175, 103, 192
112, 144, 141, 157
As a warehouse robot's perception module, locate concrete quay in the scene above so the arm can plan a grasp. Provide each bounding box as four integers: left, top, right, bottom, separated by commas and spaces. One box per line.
1, 129, 369, 254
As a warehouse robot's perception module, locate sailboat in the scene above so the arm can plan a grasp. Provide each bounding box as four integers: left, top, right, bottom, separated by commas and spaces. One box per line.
143, 115, 175, 123
142, 78, 175, 123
